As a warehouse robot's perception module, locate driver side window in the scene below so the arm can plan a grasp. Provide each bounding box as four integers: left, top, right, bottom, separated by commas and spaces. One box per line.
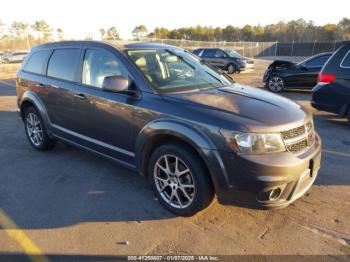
215, 50, 226, 58
82, 49, 128, 88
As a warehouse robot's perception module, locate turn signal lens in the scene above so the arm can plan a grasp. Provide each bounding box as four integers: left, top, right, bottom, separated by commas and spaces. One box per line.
318, 73, 336, 85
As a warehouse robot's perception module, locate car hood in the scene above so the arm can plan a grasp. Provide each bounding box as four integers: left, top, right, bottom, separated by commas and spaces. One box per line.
162, 84, 310, 132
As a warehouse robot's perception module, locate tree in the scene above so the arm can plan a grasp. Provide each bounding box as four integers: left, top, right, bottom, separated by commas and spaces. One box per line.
106, 27, 120, 40
11, 21, 29, 38
0, 20, 5, 37
56, 28, 64, 40
338, 17, 350, 40
99, 28, 106, 39
149, 27, 170, 39
132, 25, 148, 39
32, 20, 52, 41
99, 27, 120, 40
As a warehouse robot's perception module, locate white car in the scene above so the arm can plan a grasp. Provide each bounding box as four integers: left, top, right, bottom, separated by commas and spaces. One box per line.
3, 52, 27, 63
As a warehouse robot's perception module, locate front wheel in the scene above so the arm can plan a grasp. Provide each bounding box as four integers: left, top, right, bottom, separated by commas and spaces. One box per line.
267, 76, 285, 92
227, 64, 237, 74
149, 144, 214, 216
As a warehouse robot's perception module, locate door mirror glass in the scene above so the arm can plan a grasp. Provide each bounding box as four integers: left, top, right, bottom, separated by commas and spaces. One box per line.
102, 75, 132, 94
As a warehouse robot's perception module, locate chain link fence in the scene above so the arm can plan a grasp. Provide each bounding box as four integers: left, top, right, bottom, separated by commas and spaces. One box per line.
0, 37, 345, 61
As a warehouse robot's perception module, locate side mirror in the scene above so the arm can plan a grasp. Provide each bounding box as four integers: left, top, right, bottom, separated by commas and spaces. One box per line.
102, 75, 136, 95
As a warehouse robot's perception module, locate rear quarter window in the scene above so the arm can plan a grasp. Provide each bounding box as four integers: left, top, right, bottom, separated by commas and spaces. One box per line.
340, 50, 350, 68
23, 50, 51, 75
47, 48, 81, 81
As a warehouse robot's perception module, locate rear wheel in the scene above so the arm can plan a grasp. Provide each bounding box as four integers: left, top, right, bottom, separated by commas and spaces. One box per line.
267, 76, 284, 92
149, 143, 214, 216
24, 107, 56, 151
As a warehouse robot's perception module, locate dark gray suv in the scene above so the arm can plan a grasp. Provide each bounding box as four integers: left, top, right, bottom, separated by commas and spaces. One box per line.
16, 41, 321, 216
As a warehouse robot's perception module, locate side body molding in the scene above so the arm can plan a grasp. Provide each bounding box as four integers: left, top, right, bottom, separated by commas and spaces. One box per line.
135, 119, 230, 190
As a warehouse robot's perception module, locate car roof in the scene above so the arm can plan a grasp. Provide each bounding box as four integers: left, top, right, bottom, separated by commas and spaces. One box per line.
29, 41, 183, 53
123, 42, 182, 50
312, 52, 333, 57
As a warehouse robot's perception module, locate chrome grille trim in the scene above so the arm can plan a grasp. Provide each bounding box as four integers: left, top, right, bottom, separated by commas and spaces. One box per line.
281, 121, 315, 154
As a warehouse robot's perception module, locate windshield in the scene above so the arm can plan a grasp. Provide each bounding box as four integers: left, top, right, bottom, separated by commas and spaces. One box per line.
225, 49, 244, 59
126, 49, 231, 93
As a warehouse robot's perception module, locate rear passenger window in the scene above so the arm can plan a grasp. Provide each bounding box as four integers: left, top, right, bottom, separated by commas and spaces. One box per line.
203, 49, 216, 57
305, 55, 330, 67
47, 48, 80, 81
82, 49, 128, 88
23, 50, 50, 75
341, 51, 350, 68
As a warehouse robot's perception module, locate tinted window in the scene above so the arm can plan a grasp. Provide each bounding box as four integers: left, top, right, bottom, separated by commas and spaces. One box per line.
82, 49, 128, 88
23, 50, 50, 74
127, 49, 230, 93
192, 49, 202, 56
214, 50, 226, 58
202, 49, 216, 57
341, 51, 350, 68
305, 55, 330, 67
47, 48, 80, 81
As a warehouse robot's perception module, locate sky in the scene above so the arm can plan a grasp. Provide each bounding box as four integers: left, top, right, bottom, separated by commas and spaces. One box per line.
1, 0, 349, 39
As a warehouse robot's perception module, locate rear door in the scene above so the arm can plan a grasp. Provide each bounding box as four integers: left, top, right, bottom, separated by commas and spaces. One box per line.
287, 55, 330, 87
202, 49, 226, 68
44, 48, 82, 131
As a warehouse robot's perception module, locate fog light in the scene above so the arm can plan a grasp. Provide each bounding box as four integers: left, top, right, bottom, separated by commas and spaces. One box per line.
269, 188, 281, 201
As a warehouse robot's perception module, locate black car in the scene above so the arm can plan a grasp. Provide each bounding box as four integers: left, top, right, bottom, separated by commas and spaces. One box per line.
16, 41, 321, 216
193, 48, 254, 74
312, 42, 350, 121
263, 52, 332, 92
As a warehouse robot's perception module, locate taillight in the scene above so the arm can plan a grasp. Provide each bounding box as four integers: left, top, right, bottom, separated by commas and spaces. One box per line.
318, 73, 336, 84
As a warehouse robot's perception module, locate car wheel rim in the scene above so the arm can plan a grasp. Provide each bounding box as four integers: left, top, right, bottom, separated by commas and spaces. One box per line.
228, 65, 234, 73
26, 112, 43, 146
269, 77, 283, 91
154, 154, 195, 209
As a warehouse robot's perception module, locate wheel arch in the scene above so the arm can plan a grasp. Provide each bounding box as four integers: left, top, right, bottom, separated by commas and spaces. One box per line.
19, 91, 52, 131
135, 119, 229, 192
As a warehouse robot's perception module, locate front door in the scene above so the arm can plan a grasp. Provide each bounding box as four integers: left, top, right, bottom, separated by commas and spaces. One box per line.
69, 48, 137, 164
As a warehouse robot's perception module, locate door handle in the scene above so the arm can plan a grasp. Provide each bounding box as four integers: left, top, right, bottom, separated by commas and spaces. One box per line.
36, 83, 45, 88
74, 93, 87, 100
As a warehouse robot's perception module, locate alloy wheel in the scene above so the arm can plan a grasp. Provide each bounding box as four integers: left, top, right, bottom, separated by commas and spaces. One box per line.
228, 64, 235, 74
153, 154, 195, 209
268, 77, 284, 92
26, 112, 43, 146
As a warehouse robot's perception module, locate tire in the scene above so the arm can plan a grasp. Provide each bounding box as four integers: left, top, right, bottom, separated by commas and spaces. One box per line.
227, 64, 237, 74
266, 76, 285, 93
24, 107, 56, 151
148, 143, 214, 216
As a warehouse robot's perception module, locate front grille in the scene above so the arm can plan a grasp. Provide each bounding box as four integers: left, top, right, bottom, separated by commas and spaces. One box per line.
281, 121, 315, 154
286, 139, 308, 153
281, 125, 306, 140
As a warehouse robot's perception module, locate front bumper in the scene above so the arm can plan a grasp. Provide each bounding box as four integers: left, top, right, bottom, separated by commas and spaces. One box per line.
215, 133, 322, 209
240, 62, 255, 71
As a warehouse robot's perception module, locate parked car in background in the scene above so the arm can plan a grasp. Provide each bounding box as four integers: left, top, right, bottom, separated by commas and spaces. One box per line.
312, 42, 350, 122
263, 52, 332, 92
17, 41, 321, 216
193, 48, 254, 74
3, 51, 28, 63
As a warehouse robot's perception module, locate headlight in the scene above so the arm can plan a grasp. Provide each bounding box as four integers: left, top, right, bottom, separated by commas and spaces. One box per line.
220, 130, 286, 154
